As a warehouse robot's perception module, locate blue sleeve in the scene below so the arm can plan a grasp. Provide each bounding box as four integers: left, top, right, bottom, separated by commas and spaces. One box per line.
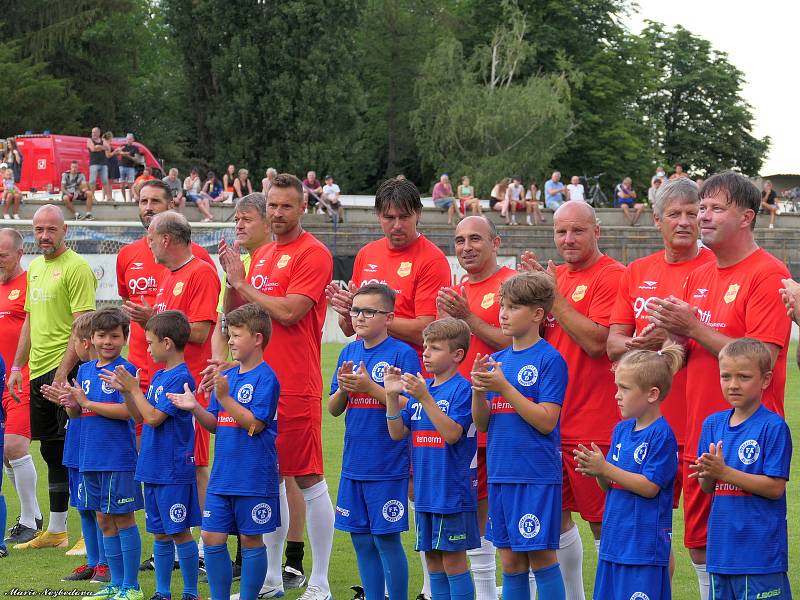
537, 353, 568, 406
762, 419, 792, 480
446, 379, 473, 433
248, 373, 279, 425
330, 346, 348, 395
606, 423, 621, 461
207, 391, 219, 417
697, 416, 715, 458
641, 426, 678, 489
398, 346, 422, 375
154, 372, 188, 417
400, 402, 413, 429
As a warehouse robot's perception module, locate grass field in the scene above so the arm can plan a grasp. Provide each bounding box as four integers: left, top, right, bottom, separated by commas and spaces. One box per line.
2, 342, 799, 598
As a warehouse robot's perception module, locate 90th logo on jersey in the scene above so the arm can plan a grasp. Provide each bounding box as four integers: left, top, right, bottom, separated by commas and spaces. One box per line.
633, 442, 649, 465
382, 499, 405, 523
251, 503, 272, 524
518, 513, 540, 539
517, 365, 538, 387
371, 361, 389, 383
237, 384, 254, 404
738, 439, 760, 465
169, 503, 187, 523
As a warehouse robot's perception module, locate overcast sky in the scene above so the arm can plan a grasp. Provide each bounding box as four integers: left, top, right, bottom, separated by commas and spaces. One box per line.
626, 1, 797, 175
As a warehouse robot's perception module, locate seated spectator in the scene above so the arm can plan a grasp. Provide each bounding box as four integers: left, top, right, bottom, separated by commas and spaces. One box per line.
303, 170, 324, 213
183, 167, 214, 222
233, 168, 252, 200
202, 170, 224, 203
458, 175, 481, 216
525, 177, 545, 225
262, 167, 277, 195
432, 173, 459, 225
615, 176, 644, 225
566, 175, 585, 202
503, 175, 525, 225
761, 179, 778, 229
647, 176, 663, 204
653, 165, 667, 182
162, 167, 185, 212
2, 166, 22, 220
223, 164, 237, 197
490, 177, 510, 212
132, 166, 157, 201
544, 171, 566, 210
322, 174, 344, 223
60, 160, 90, 220
669, 162, 689, 180
694, 177, 704, 187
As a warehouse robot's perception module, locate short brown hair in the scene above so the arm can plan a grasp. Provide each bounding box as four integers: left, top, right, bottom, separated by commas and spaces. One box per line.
374, 177, 423, 216
353, 283, 396, 311
616, 343, 684, 401
719, 337, 772, 374
499, 272, 555, 312
226, 303, 272, 348
145, 310, 190, 350
422, 318, 470, 358
91, 307, 130, 339
700, 171, 761, 231
71, 311, 96, 340
269, 173, 304, 205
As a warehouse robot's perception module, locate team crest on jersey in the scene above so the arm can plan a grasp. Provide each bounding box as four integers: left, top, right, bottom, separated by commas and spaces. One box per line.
517, 365, 538, 387
382, 499, 405, 523
571, 284, 587, 302
7, 288, 19, 300
101, 380, 115, 394
723, 283, 740, 304
154, 386, 164, 403
277, 254, 291, 269
633, 442, 649, 464
397, 262, 412, 277
371, 361, 389, 383
173, 281, 184, 296
169, 503, 187, 523
738, 439, 760, 465
52, 269, 61, 281
518, 513, 540, 539
436, 399, 450, 414
251, 502, 272, 524
629, 593, 650, 600
480, 292, 495, 309
237, 384, 254, 404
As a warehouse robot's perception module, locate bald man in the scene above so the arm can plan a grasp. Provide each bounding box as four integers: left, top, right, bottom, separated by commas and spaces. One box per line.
9, 205, 97, 549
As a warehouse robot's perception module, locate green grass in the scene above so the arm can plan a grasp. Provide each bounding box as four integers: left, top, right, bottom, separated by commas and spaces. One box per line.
3, 342, 800, 598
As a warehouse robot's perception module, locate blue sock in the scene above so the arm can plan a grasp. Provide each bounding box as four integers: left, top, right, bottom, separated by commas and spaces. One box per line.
240, 546, 268, 600
447, 571, 474, 600
96, 519, 107, 565
154, 540, 174, 595
103, 535, 124, 587
373, 533, 408, 600
204, 543, 232, 600
502, 571, 530, 600
176, 539, 200, 597
429, 571, 450, 600
79, 510, 100, 568
533, 563, 565, 600
0, 496, 7, 553
351, 533, 385, 600
118, 525, 142, 589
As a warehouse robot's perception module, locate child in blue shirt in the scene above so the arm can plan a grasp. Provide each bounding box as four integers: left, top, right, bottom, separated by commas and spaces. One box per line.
471, 272, 567, 600
691, 338, 792, 600
573, 345, 682, 600
169, 303, 280, 600
329, 283, 420, 600
386, 317, 478, 600
102, 310, 201, 600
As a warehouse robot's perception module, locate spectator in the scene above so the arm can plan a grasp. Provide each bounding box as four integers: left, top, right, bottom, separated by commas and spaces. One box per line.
184, 168, 214, 222
615, 177, 644, 225
85, 126, 111, 204
694, 177, 705, 187
566, 175, 585, 202
201, 170, 224, 202
432, 173, 459, 225
489, 177, 510, 213
162, 167, 185, 212
223, 164, 236, 198
761, 179, 778, 229
648, 176, 663, 204
525, 177, 545, 225
322, 174, 343, 222
262, 167, 277, 196
103, 131, 120, 189
458, 175, 481, 216
4, 139, 22, 183
654, 165, 667, 182
502, 175, 525, 225
233, 168, 253, 200
132, 165, 157, 201
60, 161, 90, 220
303, 170, 324, 213
544, 170, 566, 210
117, 133, 141, 202
670, 163, 689, 180
2, 167, 21, 220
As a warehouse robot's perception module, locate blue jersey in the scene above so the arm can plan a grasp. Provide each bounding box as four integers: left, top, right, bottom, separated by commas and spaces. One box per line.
207, 362, 280, 497
135, 363, 197, 485
699, 405, 791, 575
62, 415, 81, 468
600, 417, 677, 566
331, 336, 420, 481
485, 340, 567, 484
78, 357, 138, 472
401, 374, 476, 514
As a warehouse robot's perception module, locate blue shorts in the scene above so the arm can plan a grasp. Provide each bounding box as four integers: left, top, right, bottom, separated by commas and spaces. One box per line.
593, 560, 670, 600
415, 511, 480, 552
202, 492, 280, 536
710, 572, 791, 600
143, 482, 202, 535
434, 197, 455, 209
119, 166, 137, 183
487, 482, 561, 551
89, 164, 109, 185
616, 197, 635, 207
81, 471, 144, 514
68, 467, 83, 509
335, 477, 409, 534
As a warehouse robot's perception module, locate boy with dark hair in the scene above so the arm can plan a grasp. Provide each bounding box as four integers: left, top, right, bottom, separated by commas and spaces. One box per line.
329, 283, 420, 600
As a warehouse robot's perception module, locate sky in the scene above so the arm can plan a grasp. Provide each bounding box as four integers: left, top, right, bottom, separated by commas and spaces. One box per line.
626, 1, 798, 175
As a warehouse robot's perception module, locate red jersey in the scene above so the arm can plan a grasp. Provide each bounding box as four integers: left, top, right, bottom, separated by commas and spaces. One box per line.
610, 247, 714, 445
0, 272, 29, 402
351, 235, 450, 358
152, 257, 220, 397
247, 231, 332, 399
116, 236, 214, 387
682, 248, 790, 458
544, 254, 624, 445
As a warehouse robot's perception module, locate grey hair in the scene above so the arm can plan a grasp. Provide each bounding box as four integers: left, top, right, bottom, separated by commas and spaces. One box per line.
151, 211, 191, 246
236, 192, 267, 220
0, 228, 23, 250
266, 167, 277, 177
653, 178, 699, 218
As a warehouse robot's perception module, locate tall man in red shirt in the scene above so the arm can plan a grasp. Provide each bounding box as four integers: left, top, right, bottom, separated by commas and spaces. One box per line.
524, 200, 624, 600
0, 228, 43, 544
220, 174, 334, 600
646, 171, 791, 600
437, 215, 514, 600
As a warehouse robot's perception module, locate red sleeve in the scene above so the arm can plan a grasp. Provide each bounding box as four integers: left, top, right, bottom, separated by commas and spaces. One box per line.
414, 253, 451, 318
744, 270, 791, 347
286, 245, 333, 301
609, 267, 634, 326
116, 246, 130, 300
587, 263, 625, 327
183, 266, 221, 324
192, 243, 216, 269
350, 249, 364, 287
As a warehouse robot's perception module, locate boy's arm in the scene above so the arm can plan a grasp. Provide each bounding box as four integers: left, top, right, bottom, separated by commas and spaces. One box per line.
694, 441, 787, 500
497, 382, 560, 434
122, 392, 144, 424
124, 387, 168, 427
471, 388, 490, 432
82, 399, 131, 421
574, 442, 660, 498
403, 373, 463, 445
384, 366, 409, 440
167, 384, 216, 432
328, 388, 348, 417
213, 373, 265, 434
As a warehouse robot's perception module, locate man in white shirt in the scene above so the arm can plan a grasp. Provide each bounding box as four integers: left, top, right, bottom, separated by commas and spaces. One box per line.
566, 175, 585, 202
322, 174, 343, 223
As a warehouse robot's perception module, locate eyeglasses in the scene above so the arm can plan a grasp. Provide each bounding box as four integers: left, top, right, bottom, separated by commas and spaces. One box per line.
349, 308, 391, 319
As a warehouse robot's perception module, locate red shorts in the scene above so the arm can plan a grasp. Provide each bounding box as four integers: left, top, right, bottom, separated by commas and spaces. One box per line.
2, 390, 31, 438
194, 390, 210, 467
682, 454, 710, 549
276, 395, 323, 477
476, 447, 488, 501
561, 444, 608, 523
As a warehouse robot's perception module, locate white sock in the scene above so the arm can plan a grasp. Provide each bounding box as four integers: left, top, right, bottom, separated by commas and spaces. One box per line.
693, 562, 710, 600
529, 569, 537, 600
47, 510, 68, 534
557, 526, 586, 600
197, 533, 204, 559
302, 479, 334, 593
263, 481, 289, 588
467, 536, 497, 600
10, 455, 41, 528
593, 538, 600, 553
4, 463, 17, 493
420, 551, 431, 597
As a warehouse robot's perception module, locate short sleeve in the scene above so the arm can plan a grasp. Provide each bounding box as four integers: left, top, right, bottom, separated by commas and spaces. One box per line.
609, 267, 635, 327
286, 245, 332, 301
207, 391, 219, 417
413, 251, 450, 318
184, 267, 220, 324
762, 419, 792, 480
537, 353, 568, 406
697, 416, 716, 458
400, 402, 414, 429
446, 380, 474, 433
248, 372, 279, 425
116, 249, 130, 300
398, 346, 422, 376
744, 269, 791, 348
66, 258, 97, 314
641, 427, 678, 488
586, 263, 624, 327
606, 424, 621, 461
